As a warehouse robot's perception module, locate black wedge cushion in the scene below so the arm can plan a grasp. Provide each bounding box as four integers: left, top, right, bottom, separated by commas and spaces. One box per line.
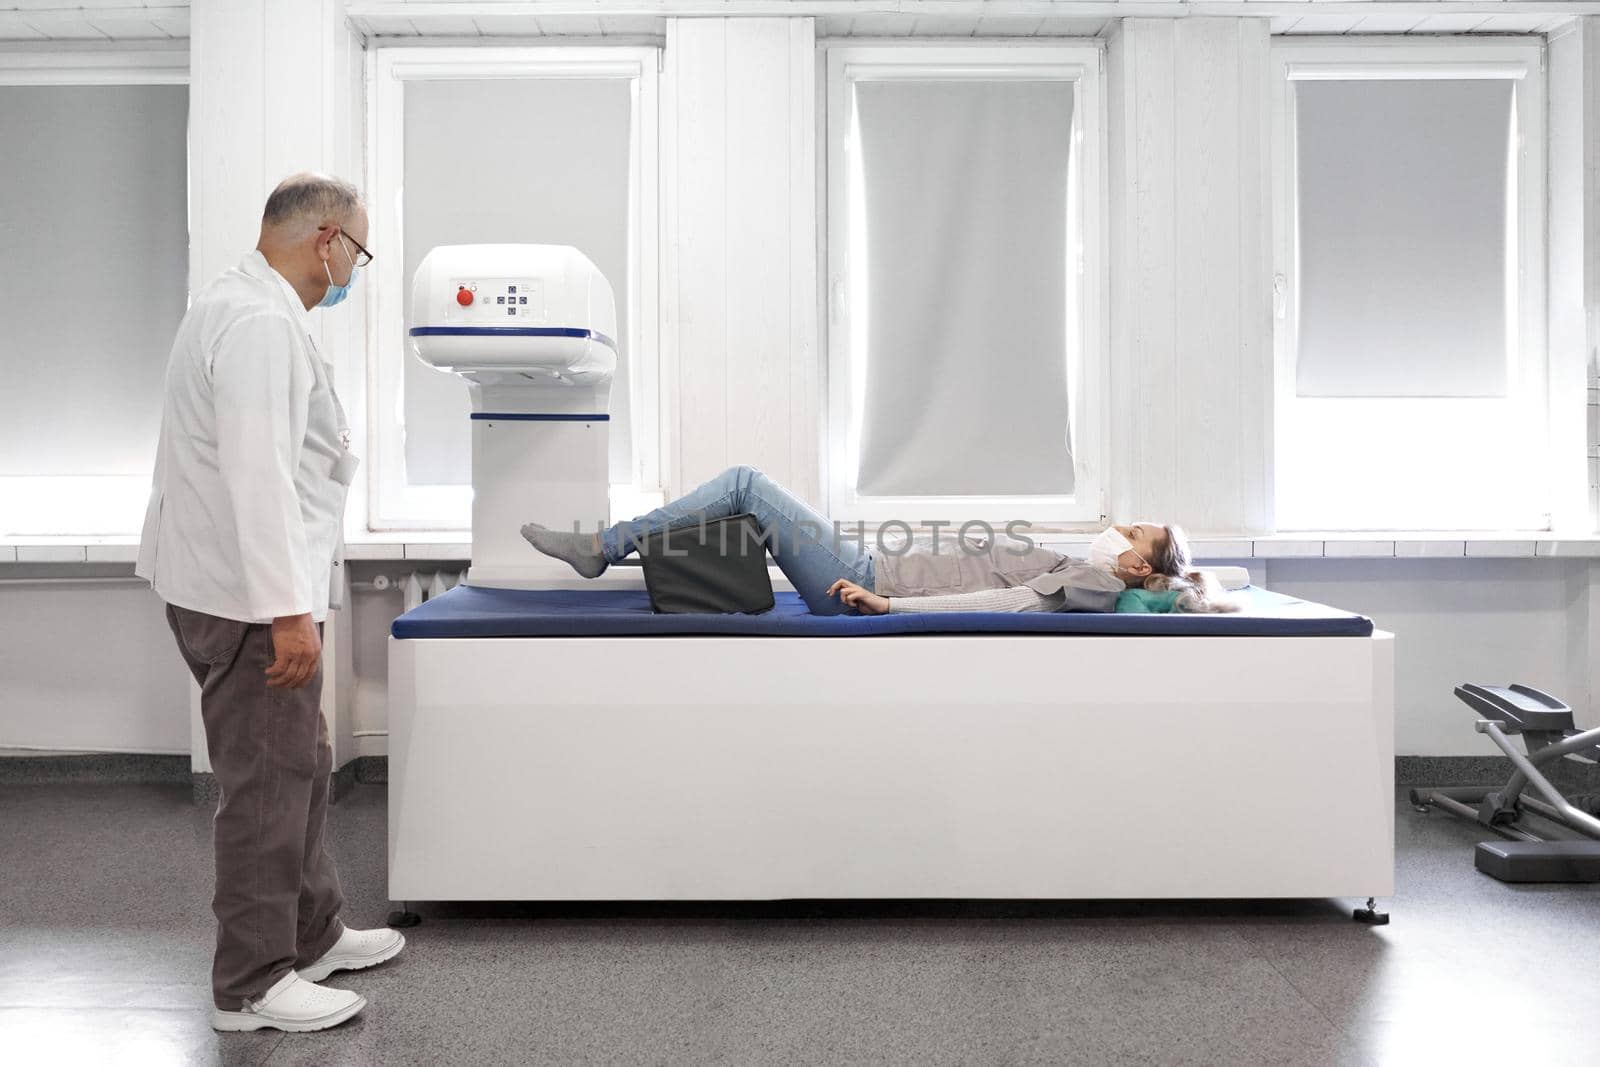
638, 513, 775, 615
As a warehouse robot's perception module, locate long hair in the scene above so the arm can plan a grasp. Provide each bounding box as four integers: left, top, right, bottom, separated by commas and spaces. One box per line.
1142, 524, 1239, 613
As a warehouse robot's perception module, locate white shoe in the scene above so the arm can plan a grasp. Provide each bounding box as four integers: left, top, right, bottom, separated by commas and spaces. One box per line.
296, 926, 406, 983
211, 971, 365, 1033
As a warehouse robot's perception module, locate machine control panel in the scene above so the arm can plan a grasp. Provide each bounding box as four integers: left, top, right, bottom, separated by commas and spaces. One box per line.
447, 278, 545, 322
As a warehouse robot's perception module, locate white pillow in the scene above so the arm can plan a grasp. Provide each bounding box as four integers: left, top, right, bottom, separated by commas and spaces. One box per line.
1199, 565, 1252, 590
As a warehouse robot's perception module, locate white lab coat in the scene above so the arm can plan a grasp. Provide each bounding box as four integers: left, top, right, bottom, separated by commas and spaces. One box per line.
136, 251, 358, 624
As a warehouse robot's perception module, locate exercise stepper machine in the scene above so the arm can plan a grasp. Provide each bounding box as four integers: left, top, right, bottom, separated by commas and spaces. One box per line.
1411, 683, 1600, 883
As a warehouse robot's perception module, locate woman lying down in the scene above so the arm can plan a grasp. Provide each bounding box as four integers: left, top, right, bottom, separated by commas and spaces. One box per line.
521, 465, 1237, 617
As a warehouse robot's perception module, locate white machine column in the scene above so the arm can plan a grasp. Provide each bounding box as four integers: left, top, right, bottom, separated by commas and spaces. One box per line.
466, 382, 610, 588
409, 244, 617, 589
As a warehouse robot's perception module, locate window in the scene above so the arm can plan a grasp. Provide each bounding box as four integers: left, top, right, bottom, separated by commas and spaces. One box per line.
825, 43, 1106, 525
0, 53, 188, 537
367, 47, 659, 531
1271, 40, 1547, 531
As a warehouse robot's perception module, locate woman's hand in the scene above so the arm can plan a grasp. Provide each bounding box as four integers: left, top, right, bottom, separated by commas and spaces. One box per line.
827, 579, 890, 615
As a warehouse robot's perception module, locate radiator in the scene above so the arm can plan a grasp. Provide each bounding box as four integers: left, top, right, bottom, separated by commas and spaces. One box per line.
402, 570, 465, 613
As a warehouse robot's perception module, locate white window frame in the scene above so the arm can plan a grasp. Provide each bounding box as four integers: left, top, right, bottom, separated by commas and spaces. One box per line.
824, 42, 1108, 527
366, 45, 660, 532
0, 45, 188, 539
1269, 37, 1553, 532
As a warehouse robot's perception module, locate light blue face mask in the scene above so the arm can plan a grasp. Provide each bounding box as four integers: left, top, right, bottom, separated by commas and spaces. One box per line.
317, 234, 358, 309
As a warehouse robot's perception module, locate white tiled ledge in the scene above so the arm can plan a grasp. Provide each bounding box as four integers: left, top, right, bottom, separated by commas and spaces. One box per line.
0, 540, 143, 564
346, 541, 474, 561
1045, 535, 1600, 560
7, 532, 1600, 565
0, 538, 476, 565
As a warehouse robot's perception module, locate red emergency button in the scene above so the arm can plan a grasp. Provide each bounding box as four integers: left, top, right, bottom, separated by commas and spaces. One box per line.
456, 287, 474, 307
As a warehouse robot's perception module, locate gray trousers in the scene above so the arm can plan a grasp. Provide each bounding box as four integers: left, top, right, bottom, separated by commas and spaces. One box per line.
164, 603, 346, 1010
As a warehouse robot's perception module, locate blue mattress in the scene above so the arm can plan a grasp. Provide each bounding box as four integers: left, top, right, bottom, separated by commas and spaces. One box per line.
391, 585, 1374, 639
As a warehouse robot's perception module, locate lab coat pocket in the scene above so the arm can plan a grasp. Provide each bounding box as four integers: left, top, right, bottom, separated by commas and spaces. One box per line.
330, 450, 360, 487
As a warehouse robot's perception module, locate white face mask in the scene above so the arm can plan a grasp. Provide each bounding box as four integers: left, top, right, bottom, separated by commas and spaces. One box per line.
1088, 527, 1144, 573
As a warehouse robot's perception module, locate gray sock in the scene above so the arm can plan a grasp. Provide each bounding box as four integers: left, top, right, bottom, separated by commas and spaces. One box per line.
520, 523, 609, 578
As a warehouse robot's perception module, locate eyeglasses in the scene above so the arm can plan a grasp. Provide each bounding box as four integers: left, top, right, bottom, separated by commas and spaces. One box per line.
323, 226, 374, 268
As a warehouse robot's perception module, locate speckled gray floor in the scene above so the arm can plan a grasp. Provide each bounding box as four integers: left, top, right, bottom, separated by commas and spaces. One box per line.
1, 783, 1596, 1067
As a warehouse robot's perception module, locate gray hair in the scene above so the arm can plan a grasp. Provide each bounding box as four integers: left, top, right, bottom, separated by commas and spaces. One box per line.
262, 172, 363, 229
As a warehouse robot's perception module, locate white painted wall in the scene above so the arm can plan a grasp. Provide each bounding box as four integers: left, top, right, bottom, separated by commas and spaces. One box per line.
189, 0, 365, 405
1265, 559, 1599, 755
664, 17, 820, 503
1106, 17, 1273, 536
1548, 19, 1600, 529
0, 580, 190, 754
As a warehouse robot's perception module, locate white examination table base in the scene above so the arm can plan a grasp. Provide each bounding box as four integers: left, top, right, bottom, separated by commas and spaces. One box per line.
388, 631, 1395, 905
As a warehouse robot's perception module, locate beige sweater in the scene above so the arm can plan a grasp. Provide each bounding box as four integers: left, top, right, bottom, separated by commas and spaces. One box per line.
887, 586, 1067, 614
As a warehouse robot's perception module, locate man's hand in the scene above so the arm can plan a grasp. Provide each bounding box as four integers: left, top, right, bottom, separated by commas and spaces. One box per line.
826, 579, 890, 616
267, 613, 321, 688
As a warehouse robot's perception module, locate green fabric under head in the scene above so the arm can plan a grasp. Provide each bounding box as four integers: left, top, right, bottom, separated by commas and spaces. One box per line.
1115, 587, 1183, 614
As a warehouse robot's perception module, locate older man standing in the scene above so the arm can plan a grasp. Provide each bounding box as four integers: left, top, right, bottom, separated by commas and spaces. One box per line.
137, 173, 403, 1033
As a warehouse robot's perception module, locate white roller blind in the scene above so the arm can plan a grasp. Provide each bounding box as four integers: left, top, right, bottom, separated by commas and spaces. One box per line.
853, 79, 1075, 498
1294, 78, 1514, 398
402, 78, 633, 485
0, 85, 189, 477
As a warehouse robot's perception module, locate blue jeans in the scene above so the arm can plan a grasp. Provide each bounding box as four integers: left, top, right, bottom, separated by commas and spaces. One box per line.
601, 465, 874, 616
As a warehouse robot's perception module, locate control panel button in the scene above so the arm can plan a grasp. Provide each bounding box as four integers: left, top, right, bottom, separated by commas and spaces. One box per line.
456, 288, 473, 307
